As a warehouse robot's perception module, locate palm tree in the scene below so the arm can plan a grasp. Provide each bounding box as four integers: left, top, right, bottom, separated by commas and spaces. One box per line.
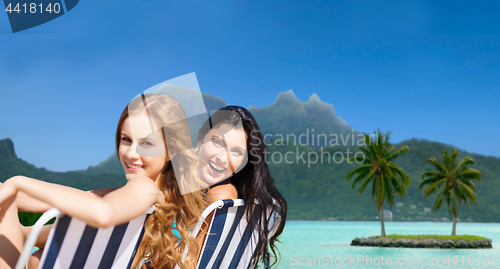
419, 148, 482, 235
345, 130, 410, 236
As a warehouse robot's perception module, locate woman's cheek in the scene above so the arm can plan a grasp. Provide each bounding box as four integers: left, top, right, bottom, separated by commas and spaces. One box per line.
199, 145, 213, 164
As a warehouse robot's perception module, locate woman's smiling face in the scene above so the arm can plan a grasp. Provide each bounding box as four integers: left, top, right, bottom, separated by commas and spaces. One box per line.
197, 123, 247, 185
118, 111, 167, 182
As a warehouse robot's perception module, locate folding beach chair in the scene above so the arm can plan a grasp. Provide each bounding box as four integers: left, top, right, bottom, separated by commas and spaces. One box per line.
176, 199, 281, 269
15, 207, 154, 269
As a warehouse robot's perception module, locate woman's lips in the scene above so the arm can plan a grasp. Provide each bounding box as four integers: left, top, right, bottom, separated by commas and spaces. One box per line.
126, 163, 144, 172
208, 160, 227, 175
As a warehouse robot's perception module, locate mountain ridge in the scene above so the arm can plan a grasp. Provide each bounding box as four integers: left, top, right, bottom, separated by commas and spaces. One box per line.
2, 90, 499, 222
0, 138, 16, 159
4, 136, 499, 221
247, 90, 355, 147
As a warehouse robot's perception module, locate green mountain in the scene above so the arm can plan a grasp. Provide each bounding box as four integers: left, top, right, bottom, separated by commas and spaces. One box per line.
2, 90, 499, 222
202, 92, 228, 112
0, 138, 126, 190
269, 139, 500, 222
248, 90, 356, 147
86, 153, 123, 175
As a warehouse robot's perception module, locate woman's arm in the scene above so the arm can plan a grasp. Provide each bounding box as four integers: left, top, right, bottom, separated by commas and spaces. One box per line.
0, 181, 51, 213
15, 193, 52, 213
0, 180, 119, 214
0, 175, 159, 228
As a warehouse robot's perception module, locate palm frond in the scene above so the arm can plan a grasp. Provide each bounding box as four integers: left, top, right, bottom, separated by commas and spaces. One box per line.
379, 159, 394, 180
389, 163, 411, 187
356, 146, 373, 158
457, 182, 477, 205
421, 170, 447, 180
358, 172, 375, 195
386, 146, 409, 162
426, 157, 448, 174
345, 164, 372, 182
419, 176, 445, 190
433, 187, 447, 210
350, 167, 375, 190
443, 148, 458, 172
453, 155, 475, 174
384, 175, 395, 207
456, 169, 482, 182
364, 133, 378, 159
459, 179, 477, 192
389, 173, 406, 196
422, 178, 447, 198
375, 132, 386, 158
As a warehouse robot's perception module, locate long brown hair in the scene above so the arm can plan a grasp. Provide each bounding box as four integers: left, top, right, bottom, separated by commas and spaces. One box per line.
116, 94, 205, 268
196, 106, 287, 267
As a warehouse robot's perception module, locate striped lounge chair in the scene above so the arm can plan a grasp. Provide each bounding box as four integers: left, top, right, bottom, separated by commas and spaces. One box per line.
177, 199, 281, 269
15, 207, 154, 269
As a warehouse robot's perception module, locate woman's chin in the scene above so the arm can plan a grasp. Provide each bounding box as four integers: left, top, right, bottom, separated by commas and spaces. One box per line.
124, 169, 149, 180
125, 173, 143, 181
202, 173, 230, 186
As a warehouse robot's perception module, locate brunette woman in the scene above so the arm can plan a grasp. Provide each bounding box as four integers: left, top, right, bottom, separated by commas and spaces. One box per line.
196, 106, 287, 267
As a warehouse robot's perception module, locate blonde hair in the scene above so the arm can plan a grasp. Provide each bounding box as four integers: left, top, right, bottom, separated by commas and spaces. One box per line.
115, 94, 204, 269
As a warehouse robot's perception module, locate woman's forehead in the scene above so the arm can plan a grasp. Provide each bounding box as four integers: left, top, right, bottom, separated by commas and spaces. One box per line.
210, 124, 247, 146
124, 113, 161, 140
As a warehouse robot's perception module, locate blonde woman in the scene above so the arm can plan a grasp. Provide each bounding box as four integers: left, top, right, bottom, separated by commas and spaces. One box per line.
0, 94, 205, 269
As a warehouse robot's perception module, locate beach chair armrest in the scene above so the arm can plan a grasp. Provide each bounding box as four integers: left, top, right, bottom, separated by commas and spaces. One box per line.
15, 208, 63, 269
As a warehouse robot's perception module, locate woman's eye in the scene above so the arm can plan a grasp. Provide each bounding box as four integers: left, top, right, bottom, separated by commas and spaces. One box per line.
212, 138, 224, 147
121, 137, 131, 142
141, 141, 153, 147
232, 149, 243, 156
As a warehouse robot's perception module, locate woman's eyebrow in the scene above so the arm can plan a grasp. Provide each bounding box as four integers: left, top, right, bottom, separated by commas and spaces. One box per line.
122, 132, 150, 141
140, 137, 155, 143
212, 134, 224, 139
234, 146, 247, 153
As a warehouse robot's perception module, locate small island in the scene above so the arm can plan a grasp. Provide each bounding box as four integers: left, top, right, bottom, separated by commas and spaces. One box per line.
345, 137, 490, 250
351, 235, 492, 249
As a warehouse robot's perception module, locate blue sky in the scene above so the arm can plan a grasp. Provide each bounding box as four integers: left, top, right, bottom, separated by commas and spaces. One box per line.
1, 0, 499, 171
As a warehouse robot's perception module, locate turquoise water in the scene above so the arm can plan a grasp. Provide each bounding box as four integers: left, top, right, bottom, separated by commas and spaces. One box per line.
277, 221, 500, 268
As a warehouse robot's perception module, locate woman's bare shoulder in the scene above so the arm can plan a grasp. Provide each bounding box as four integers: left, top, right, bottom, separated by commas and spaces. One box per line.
206, 183, 238, 205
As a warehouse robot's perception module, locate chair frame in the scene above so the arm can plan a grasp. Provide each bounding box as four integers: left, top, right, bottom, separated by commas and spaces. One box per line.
16, 207, 154, 269
16, 208, 63, 269
176, 199, 280, 269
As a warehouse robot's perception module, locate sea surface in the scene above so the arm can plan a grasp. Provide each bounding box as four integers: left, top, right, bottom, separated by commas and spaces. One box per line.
276, 221, 500, 268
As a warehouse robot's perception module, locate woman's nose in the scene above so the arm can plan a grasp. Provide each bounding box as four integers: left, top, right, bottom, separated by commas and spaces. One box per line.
126, 144, 140, 160
217, 148, 229, 164
219, 149, 237, 174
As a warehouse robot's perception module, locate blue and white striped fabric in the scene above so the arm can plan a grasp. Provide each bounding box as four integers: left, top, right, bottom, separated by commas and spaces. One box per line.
194, 199, 280, 269
16, 207, 154, 269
